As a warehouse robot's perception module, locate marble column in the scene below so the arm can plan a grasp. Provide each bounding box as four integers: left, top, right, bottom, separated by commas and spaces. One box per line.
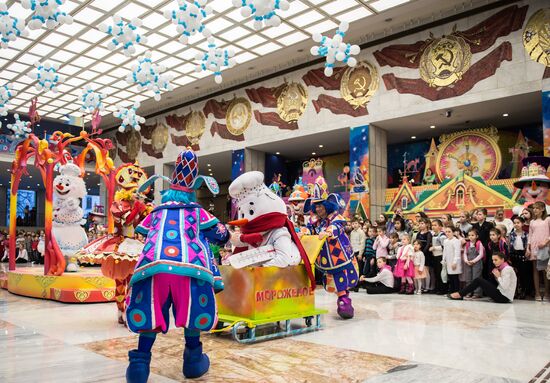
369, 124, 388, 220
244, 148, 265, 173
543, 76, 550, 157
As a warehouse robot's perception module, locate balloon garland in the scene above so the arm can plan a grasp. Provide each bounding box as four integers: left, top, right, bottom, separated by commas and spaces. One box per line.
194, 38, 236, 84
21, 0, 73, 30
81, 86, 106, 113
163, 0, 212, 45
115, 102, 145, 133
28, 61, 64, 93
0, 84, 17, 116
125, 51, 174, 101
0, 3, 28, 49
232, 0, 290, 30
99, 15, 148, 57
310, 21, 360, 77
7, 114, 32, 139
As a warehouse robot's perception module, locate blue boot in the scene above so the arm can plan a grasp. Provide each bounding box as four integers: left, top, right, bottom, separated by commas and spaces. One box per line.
183, 342, 210, 379
126, 349, 151, 383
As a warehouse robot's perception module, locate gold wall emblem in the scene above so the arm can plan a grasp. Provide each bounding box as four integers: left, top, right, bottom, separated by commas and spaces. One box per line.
276, 82, 308, 122
419, 35, 472, 87
340, 61, 379, 108
226, 97, 252, 136
151, 123, 169, 153
185, 110, 206, 144
523, 8, 550, 67
126, 130, 141, 160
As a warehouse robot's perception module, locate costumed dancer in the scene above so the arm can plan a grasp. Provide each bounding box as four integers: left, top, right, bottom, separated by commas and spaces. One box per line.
124, 148, 229, 382
51, 163, 88, 272
227, 171, 316, 276
76, 163, 151, 324
303, 177, 358, 319
287, 177, 310, 230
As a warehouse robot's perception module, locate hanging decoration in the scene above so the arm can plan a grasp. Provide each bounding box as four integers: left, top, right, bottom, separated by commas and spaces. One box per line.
125, 51, 174, 101
310, 21, 360, 77
194, 38, 236, 84
0, 3, 29, 49
0, 83, 17, 116
163, 0, 212, 45
7, 114, 32, 139
80, 86, 106, 113
21, 0, 73, 30
115, 102, 146, 133
231, 0, 290, 30
99, 15, 148, 57
28, 61, 64, 93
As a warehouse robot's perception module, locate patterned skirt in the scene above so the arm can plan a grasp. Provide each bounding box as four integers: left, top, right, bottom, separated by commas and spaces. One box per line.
126, 274, 217, 334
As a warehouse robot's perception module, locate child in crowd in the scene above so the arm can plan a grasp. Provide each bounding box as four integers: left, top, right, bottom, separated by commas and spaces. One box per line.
362, 227, 377, 278
441, 214, 454, 227
360, 257, 395, 294
443, 226, 462, 294
373, 226, 390, 259
462, 229, 484, 298
394, 234, 415, 294
458, 211, 472, 237
509, 216, 531, 299
393, 217, 408, 240
350, 220, 366, 279
487, 227, 509, 279
412, 240, 426, 294
15, 242, 28, 263
430, 219, 447, 294
387, 232, 400, 270
527, 201, 550, 302
415, 218, 432, 293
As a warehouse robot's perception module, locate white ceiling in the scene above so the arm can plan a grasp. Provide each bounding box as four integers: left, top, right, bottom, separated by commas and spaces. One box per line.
0, 0, 493, 128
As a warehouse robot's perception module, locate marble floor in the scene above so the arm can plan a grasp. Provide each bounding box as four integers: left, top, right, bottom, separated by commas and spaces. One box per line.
0, 286, 549, 383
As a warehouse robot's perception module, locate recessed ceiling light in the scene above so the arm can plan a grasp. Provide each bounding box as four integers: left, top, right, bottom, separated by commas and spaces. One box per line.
27, 186, 30, 188
318, 144, 324, 148
312, 152, 316, 155
502, 113, 509, 117
411, 136, 417, 139
276, 152, 280, 155
430, 125, 435, 129
207, 164, 211, 167
36, 183, 40, 186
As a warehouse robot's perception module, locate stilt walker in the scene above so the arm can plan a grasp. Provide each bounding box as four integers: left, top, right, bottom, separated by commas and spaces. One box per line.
303, 177, 358, 319
125, 148, 229, 382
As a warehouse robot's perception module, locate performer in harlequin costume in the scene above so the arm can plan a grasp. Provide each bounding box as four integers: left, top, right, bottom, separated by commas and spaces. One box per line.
77, 163, 151, 324
303, 177, 358, 319
125, 148, 229, 382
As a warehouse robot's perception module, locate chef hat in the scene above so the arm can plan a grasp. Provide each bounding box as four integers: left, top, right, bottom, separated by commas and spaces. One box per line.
229, 171, 271, 203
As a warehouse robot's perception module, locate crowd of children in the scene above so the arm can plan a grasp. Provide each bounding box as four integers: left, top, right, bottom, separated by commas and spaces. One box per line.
355, 203, 550, 303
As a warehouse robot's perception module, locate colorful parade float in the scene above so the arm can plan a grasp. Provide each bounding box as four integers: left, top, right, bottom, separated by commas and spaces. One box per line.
384, 127, 548, 218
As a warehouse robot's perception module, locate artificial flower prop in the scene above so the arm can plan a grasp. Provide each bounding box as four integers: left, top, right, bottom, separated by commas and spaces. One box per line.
28, 61, 64, 93
21, 0, 73, 30
0, 3, 29, 49
310, 21, 360, 77
99, 15, 148, 57
232, 0, 290, 30
80, 86, 106, 113
164, 0, 212, 45
0, 83, 17, 116
125, 51, 174, 101
115, 101, 145, 133
194, 38, 236, 84
7, 113, 32, 139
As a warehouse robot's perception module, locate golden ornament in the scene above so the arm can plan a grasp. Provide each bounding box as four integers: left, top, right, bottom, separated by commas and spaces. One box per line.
523, 8, 550, 67
419, 35, 472, 87
226, 97, 252, 136
340, 61, 379, 109
151, 123, 169, 153
185, 111, 206, 144
126, 130, 141, 161
276, 82, 308, 122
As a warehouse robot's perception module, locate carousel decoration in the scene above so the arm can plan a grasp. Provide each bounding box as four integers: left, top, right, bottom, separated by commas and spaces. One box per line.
0, 3, 28, 49
115, 101, 146, 133
523, 8, 550, 67
310, 21, 360, 77
22, 0, 73, 30
226, 97, 252, 136
80, 86, 106, 113
194, 37, 236, 84
125, 51, 174, 101
276, 81, 308, 123
0, 83, 17, 116
340, 61, 379, 109
99, 15, 148, 57
29, 61, 64, 93
232, 0, 290, 30
76, 163, 151, 324
164, 0, 212, 44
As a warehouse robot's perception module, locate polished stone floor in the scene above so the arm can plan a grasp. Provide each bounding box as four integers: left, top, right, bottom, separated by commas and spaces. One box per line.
0, 285, 549, 382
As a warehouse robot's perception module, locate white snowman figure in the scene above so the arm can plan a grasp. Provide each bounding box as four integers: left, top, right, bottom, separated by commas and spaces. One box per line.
52, 163, 88, 272
228, 171, 309, 268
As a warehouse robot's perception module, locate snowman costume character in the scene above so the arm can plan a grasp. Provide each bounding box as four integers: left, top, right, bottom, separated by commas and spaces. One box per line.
52, 163, 88, 272
304, 177, 358, 319
228, 171, 316, 279
125, 149, 229, 382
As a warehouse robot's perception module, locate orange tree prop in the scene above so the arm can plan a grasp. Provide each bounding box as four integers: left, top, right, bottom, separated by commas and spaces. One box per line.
9, 130, 116, 275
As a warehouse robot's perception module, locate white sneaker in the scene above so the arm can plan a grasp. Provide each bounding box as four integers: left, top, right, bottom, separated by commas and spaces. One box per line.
416, 290, 422, 295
